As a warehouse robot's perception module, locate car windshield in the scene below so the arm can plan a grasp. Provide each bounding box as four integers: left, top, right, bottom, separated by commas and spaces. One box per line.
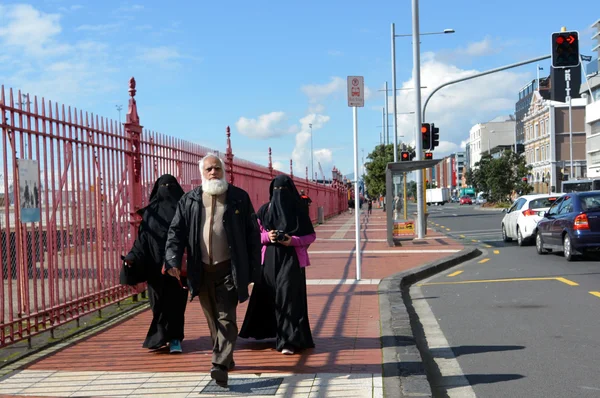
580, 194, 600, 211
529, 197, 558, 210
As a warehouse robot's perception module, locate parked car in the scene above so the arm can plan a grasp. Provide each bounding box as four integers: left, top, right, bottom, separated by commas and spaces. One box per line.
501, 194, 561, 246
536, 191, 600, 261
459, 196, 472, 205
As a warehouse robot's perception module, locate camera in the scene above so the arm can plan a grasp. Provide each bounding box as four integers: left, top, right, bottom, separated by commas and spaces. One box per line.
276, 230, 286, 241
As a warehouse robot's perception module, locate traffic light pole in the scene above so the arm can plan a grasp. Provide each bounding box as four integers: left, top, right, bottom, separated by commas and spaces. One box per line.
412, 0, 426, 239
422, 54, 551, 122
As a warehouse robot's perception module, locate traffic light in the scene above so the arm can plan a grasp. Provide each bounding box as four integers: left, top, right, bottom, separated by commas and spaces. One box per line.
424, 152, 433, 160
431, 124, 440, 150
400, 151, 410, 161
551, 30, 580, 68
421, 123, 431, 151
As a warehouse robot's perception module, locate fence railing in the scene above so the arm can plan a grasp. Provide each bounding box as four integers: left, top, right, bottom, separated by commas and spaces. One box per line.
0, 77, 348, 348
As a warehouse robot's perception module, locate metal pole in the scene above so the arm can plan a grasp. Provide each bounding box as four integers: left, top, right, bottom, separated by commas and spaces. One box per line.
412, 0, 425, 239
569, 96, 573, 178
391, 23, 398, 162
385, 81, 390, 144
422, 54, 551, 122
353, 106, 362, 280
309, 123, 314, 181
403, 172, 408, 220
536, 64, 540, 91
382, 108, 386, 146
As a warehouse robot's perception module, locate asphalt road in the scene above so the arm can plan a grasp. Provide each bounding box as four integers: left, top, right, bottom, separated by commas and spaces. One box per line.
411, 202, 600, 398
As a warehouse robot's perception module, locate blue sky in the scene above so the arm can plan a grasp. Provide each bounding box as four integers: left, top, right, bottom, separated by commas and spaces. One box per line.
0, 0, 598, 179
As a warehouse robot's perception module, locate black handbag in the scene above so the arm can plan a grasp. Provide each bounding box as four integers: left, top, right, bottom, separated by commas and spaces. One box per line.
119, 255, 147, 286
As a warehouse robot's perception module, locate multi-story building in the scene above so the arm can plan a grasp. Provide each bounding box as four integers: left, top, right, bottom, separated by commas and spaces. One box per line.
516, 77, 551, 152
453, 152, 465, 190
522, 91, 587, 193
582, 19, 600, 178
468, 116, 516, 169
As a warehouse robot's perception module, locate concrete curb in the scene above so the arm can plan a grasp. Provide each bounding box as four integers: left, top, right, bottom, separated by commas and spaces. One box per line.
378, 247, 482, 397
474, 206, 506, 212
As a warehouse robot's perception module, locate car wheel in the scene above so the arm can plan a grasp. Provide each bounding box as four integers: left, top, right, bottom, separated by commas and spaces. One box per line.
502, 224, 512, 242
517, 227, 525, 246
563, 234, 575, 262
536, 232, 546, 254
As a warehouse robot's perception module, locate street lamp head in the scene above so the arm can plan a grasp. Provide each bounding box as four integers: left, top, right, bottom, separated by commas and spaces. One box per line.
443, 29, 455, 34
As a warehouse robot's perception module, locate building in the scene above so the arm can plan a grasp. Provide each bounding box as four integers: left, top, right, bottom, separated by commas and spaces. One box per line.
516, 77, 551, 151
522, 91, 587, 193
468, 115, 516, 169
581, 19, 600, 178
453, 152, 465, 190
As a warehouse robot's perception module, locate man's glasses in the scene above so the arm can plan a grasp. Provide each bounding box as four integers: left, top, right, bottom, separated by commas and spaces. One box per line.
205, 166, 222, 173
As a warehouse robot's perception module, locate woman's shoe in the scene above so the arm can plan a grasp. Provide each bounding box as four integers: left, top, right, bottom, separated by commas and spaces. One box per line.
281, 347, 294, 355
169, 339, 182, 354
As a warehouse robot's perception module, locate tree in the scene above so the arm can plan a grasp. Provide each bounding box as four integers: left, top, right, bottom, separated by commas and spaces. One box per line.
364, 144, 393, 198
469, 150, 532, 203
364, 144, 414, 198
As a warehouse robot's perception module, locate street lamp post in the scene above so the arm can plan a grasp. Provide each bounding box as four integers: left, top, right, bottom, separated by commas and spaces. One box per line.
116, 105, 123, 126
390, 16, 454, 239
309, 123, 314, 181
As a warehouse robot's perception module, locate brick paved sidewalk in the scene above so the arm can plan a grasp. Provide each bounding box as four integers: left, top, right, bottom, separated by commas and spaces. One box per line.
0, 209, 463, 397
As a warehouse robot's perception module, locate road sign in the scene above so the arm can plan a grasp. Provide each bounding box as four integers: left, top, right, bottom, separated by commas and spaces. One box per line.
347, 76, 364, 107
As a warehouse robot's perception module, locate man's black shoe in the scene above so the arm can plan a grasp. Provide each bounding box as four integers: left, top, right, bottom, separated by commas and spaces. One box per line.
228, 361, 235, 370
210, 365, 228, 388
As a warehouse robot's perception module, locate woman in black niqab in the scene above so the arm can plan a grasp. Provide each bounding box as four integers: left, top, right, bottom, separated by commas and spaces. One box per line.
239, 174, 316, 354
124, 174, 188, 352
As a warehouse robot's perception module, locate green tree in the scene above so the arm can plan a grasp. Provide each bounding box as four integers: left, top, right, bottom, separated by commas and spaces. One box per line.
364, 143, 413, 198
364, 144, 393, 198
469, 150, 532, 203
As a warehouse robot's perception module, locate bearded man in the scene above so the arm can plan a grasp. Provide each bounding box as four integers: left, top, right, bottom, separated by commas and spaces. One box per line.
165, 153, 261, 388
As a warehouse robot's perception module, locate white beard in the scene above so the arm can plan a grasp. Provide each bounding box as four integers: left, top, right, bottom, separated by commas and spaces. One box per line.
202, 178, 228, 196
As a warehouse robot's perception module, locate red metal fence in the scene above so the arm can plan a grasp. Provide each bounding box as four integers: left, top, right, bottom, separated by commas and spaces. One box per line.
0, 77, 348, 348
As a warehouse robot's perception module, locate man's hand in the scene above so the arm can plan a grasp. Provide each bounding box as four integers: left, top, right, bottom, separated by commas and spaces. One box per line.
167, 267, 181, 281
280, 234, 292, 246
268, 230, 278, 242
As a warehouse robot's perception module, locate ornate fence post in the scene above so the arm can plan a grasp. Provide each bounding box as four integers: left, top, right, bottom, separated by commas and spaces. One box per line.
124, 77, 143, 239
305, 167, 309, 193
225, 126, 234, 184
268, 147, 273, 178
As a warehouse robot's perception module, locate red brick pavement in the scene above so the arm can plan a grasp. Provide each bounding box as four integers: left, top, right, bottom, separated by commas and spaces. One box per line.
24, 210, 463, 376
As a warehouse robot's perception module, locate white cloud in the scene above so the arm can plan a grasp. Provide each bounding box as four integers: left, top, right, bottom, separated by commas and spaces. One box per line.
236, 111, 298, 139
459, 36, 497, 57
328, 50, 343, 56
0, 4, 64, 57
272, 161, 285, 172
138, 46, 181, 63
389, 52, 529, 158
301, 77, 345, 103
0, 5, 120, 105
116, 4, 144, 12
291, 114, 332, 174
75, 23, 120, 33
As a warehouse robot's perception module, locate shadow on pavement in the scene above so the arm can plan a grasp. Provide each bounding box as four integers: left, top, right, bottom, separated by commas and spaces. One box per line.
439, 373, 525, 387
430, 345, 525, 358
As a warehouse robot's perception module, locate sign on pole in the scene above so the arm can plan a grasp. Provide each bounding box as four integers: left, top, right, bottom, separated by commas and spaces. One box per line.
347, 76, 365, 107
18, 159, 41, 223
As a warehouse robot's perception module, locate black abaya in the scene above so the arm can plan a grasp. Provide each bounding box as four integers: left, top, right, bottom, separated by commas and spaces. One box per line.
125, 174, 189, 349
239, 175, 315, 351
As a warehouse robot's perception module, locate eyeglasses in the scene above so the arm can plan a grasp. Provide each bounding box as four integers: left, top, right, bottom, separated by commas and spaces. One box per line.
205, 166, 222, 173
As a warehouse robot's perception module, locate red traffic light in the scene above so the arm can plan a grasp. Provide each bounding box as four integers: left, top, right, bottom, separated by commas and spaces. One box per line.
556, 36, 564, 44
424, 152, 433, 160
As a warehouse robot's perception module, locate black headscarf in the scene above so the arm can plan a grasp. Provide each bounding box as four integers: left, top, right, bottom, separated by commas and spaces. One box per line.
127, 174, 185, 271
258, 175, 315, 237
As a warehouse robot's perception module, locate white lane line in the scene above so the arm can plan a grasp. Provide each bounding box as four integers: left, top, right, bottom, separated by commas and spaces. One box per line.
306, 279, 380, 285
331, 217, 357, 239
310, 250, 460, 254
411, 286, 476, 397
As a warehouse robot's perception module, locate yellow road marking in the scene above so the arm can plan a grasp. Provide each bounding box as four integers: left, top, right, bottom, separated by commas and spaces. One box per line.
589, 291, 600, 299
448, 270, 463, 277
440, 225, 445, 228
419, 276, 579, 287
493, 250, 500, 254
471, 239, 479, 243
459, 235, 466, 238
484, 244, 492, 248
555, 277, 579, 286
478, 258, 490, 263
445, 228, 451, 231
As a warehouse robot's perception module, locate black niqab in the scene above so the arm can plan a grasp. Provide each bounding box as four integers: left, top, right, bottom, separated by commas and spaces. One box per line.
128, 174, 185, 273
259, 175, 314, 236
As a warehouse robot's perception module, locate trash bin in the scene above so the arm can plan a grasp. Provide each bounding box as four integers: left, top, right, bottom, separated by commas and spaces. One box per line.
317, 206, 325, 224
